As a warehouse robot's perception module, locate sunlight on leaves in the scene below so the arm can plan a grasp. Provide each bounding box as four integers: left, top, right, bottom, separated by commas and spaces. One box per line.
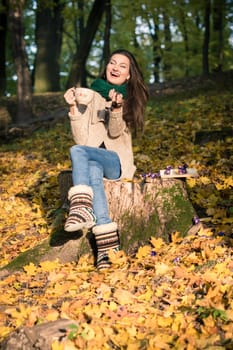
0, 89, 232, 347
150, 237, 165, 249
23, 262, 37, 276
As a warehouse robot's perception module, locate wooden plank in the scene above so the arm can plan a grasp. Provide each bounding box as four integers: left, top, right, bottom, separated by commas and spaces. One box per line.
160, 168, 198, 179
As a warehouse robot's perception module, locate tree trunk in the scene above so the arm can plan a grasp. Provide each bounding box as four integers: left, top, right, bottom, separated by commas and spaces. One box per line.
0, 0, 8, 96
34, 0, 64, 93
163, 9, 172, 81
202, 0, 211, 75
100, 0, 111, 73
152, 20, 161, 83
8, 0, 33, 124
66, 0, 107, 88
212, 0, 225, 72
146, 13, 160, 83
178, 2, 189, 77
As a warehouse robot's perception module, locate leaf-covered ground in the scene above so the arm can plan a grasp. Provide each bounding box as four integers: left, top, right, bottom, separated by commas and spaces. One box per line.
0, 82, 232, 349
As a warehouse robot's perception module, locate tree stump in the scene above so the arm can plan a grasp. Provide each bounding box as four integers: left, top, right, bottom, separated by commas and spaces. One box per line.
58, 170, 197, 254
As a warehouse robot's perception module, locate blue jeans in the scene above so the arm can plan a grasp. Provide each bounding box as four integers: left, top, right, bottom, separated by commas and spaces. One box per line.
70, 145, 121, 225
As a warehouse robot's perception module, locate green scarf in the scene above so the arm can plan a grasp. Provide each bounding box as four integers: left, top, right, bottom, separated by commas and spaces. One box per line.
90, 78, 127, 100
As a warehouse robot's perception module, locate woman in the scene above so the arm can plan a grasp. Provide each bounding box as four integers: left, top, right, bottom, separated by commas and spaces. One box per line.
64, 49, 149, 269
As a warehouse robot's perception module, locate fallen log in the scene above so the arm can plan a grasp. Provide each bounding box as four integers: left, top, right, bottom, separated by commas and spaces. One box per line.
194, 128, 233, 145
0, 318, 79, 350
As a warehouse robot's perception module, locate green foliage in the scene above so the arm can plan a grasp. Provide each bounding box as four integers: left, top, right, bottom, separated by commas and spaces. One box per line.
197, 307, 228, 322
3, 0, 233, 95
67, 323, 79, 340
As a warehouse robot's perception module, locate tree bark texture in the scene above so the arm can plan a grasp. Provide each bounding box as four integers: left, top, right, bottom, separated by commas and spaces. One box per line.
163, 9, 172, 80
8, 0, 33, 124
202, 0, 211, 75
0, 0, 7, 96
212, 0, 225, 71
101, 0, 112, 72
66, 0, 107, 87
34, 0, 64, 92
178, 4, 189, 76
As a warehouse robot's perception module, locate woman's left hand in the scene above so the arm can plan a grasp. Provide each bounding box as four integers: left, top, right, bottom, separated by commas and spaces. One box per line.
109, 89, 123, 109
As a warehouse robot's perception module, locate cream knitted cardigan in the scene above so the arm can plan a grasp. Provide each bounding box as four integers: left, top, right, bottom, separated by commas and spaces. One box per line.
68, 88, 136, 180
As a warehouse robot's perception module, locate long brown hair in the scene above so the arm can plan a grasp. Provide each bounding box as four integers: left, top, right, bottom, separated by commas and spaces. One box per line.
102, 49, 149, 133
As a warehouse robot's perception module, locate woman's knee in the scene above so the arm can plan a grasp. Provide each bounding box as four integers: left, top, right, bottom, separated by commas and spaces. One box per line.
70, 145, 85, 159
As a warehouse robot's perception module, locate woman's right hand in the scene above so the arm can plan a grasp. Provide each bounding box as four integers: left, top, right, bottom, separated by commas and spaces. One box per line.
64, 87, 76, 106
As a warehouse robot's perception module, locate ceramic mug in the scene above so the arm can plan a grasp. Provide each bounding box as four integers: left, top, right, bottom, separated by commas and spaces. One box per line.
75, 88, 94, 105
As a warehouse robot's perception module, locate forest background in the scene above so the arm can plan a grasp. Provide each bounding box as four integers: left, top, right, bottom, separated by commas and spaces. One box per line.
0, 0, 233, 122
0, 0, 233, 349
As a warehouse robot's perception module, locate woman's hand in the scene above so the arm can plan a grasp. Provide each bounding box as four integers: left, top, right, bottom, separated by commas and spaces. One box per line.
64, 87, 76, 106
109, 89, 124, 110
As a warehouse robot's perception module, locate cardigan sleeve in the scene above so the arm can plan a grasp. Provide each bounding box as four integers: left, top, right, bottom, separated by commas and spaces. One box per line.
108, 109, 127, 138
68, 102, 90, 119
68, 91, 108, 146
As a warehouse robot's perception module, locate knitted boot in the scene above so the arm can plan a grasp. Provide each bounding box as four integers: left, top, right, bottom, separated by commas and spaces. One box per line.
64, 185, 96, 232
92, 222, 120, 270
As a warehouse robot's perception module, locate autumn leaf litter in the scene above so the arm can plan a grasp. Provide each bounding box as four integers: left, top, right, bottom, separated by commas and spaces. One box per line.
0, 90, 232, 349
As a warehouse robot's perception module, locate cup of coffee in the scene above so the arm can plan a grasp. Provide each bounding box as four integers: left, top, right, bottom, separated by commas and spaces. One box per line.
75, 88, 94, 105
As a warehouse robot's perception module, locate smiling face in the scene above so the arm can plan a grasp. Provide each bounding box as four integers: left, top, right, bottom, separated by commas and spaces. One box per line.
106, 53, 130, 86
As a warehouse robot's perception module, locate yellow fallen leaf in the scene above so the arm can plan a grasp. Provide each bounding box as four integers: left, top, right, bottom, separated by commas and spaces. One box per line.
199, 176, 211, 185
45, 309, 60, 322
127, 340, 141, 350
155, 263, 170, 276
114, 288, 136, 305
40, 259, 60, 272
108, 249, 127, 266
185, 252, 200, 264
0, 326, 12, 339
23, 262, 37, 276
96, 283, 112, 299
5, 304, 31, 328
136, 245, 151, 259
108, 301, 118, 311
197, 226, 213, 237
224, 176, 233, 187
186, 177, 197, 188
51, 340, 64, 350
0, 293, 16, 305
171, 231, 183, 243
109, 330, 130, 347
150, 237, 165, 249
149, 333, 173, 349
157, 315, 173, 328
48, 271, 66, 282
14, 224, 28, 233
137, 287, 154, 302
81, 323, 95, 340
127, 325, 137, 337
155, 287, 164, 298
